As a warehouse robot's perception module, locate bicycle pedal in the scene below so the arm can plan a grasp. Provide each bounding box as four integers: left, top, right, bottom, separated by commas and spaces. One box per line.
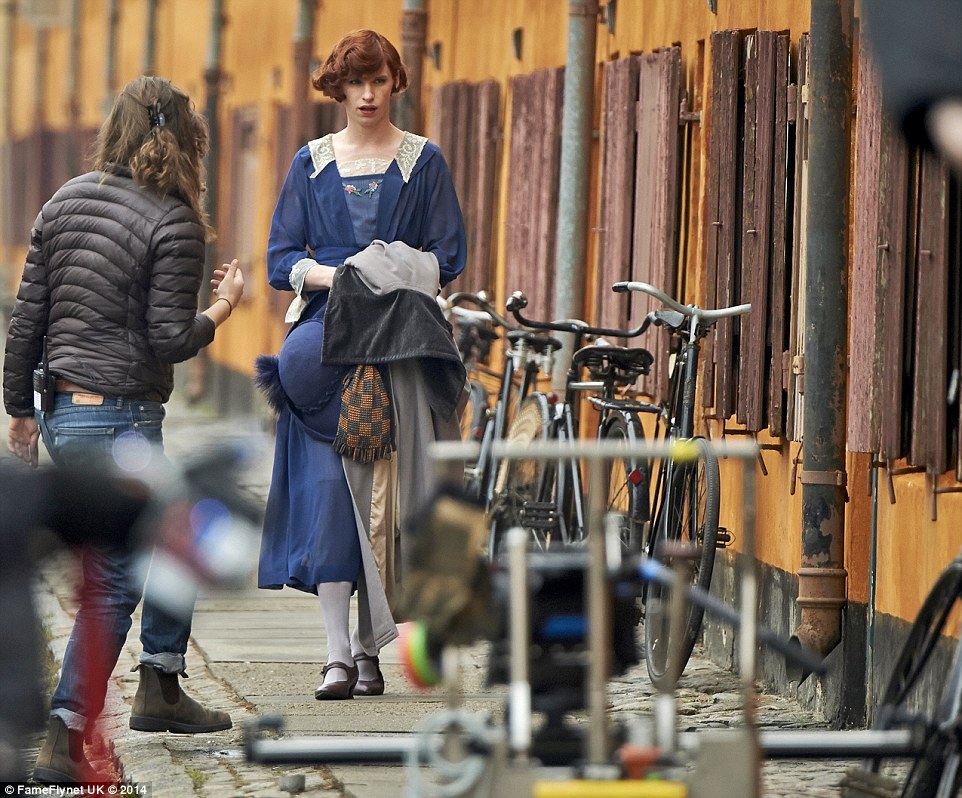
521, 501, 559, 530
715, 527, 732, 549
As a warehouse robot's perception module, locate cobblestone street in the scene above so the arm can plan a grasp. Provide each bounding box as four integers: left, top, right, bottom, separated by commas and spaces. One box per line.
8, 392, 876, 796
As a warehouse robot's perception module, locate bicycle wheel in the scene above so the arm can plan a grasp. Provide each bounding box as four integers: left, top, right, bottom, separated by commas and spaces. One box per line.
487, 393, 553, 560
865, 556, 962, 797
601, 413, 650, 558
643, 436, 720, 690
460, 380, 489, 442
460, 380, 490, 499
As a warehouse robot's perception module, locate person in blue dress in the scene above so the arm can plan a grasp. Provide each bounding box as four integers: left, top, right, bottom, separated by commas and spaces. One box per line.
258, 29, 467, 700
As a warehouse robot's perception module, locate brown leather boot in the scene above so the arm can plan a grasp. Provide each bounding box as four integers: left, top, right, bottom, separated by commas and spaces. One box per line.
33, 716, 90, 784
128, 664, 231, 733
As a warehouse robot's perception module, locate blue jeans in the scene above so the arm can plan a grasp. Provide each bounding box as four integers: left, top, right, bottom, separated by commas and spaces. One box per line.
38, 394, 195, 731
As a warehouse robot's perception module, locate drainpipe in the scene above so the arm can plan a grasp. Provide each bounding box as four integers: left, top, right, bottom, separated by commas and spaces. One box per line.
290, 0, 315, 148
397, 0, 427, 134
203, 0, 225, 288
103, 0, 118, 115
187, 0, 224, 404
792, 0, 853, 661
552, 0, 598, 390
0, 0, 13, 269
65, 0, 81, 176
0, 1, 11, 140
143, 0, 157, 75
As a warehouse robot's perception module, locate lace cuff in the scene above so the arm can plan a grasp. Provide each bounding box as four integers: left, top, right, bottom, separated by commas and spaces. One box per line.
286, 258, 318, 323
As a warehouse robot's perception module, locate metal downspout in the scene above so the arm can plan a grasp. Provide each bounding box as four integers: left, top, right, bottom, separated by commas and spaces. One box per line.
0, 1, 10, 140
65, 0, 81, 177
552, 0, 598, 390
143, 0, 157, 76
397, 0, 427, 135
792, 0, 853, 661
187, 0, 224, 403
0, 0, 14, 269
291, 0, 315, 149
203, 0, 224, 284
103, 0, 118, 115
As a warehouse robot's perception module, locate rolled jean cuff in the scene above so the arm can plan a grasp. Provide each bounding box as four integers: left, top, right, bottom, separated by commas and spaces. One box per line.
139, 652, 186, 674
50, 708, 85, 733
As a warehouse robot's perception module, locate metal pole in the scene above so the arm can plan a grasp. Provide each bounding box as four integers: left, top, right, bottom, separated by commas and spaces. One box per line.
552, 0, 598, 390
794, 0, 852, 660
291, 0, 315, 147
508, 526, 531, 758
187, 0, 224, 404
0, 0, 11, 139
740, 461, 760, 798
65, 0, 82, 176
143, 0, 157, 75
585, 457, 610, 766
398, 0, 427, 134
103, 0, 118, 115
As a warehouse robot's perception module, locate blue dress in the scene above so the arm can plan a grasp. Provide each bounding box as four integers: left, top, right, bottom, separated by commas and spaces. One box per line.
258, 132, 466, 593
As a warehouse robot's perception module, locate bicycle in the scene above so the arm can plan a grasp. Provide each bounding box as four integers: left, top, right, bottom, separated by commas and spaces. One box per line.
612, 280, 750, 689
440, 291, 562, 515
488, 291, 654, 558
440, 292, 503, 452
843, 549, 962, 797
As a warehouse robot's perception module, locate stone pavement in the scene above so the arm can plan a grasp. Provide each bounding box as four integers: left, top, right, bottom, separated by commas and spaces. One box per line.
18, 390, 869, 797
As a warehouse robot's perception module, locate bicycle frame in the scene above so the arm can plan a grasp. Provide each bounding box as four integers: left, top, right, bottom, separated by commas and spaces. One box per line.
501, 291, 653, 549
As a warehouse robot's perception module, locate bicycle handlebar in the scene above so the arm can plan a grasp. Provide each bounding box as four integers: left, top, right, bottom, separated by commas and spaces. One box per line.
612, 281, 752, 321
439, 291, 519, 331
506, 291, 651, 338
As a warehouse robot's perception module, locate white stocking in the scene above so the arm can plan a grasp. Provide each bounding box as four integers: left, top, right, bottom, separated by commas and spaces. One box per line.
317, 581, 352, 687
351, 624, 379, 680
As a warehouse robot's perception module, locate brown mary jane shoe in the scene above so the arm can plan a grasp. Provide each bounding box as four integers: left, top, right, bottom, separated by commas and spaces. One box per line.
314, 661, 359, 700
353, 654, 385, 697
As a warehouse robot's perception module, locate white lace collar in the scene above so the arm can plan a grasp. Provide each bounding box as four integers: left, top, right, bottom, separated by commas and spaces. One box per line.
308, 131, 427, 182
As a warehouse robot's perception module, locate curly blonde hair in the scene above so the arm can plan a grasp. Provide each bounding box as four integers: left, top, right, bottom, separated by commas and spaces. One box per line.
95, 76, 212, 239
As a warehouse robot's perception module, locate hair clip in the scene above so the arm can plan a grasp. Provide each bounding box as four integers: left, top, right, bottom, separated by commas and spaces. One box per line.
147, 101, 166, 129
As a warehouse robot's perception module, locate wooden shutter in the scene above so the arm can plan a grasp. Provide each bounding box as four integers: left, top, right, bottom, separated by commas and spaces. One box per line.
876, 117, 910, 460
705, 31, 741, 418
504, 67, 564, 320
909, 153, 950, 475
631, 47, 683, 401
767, 35, 792, 437
787, 34, 810, 442
313, 101, 346, 137
734, 31, 792, 434
849, 42, 885, 452
465, 80, 502, 294
596, 55, 640, 331
431, 80, 501, 295
274, 104, 294, 198
224, 108, 259, 297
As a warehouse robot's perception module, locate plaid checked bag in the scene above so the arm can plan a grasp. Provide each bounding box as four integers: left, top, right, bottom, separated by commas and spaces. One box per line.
334, 364, 396, 463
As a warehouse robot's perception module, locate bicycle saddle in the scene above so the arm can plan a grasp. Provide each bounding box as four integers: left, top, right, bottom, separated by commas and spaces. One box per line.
572, 345, 654, 381
507, 329, 563, 354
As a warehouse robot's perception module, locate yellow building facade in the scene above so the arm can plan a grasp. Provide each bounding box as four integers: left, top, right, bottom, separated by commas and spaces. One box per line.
1, 0, 958, 726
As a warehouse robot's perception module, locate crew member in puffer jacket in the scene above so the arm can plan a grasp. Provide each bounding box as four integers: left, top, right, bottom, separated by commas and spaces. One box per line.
2, 75, 245, 785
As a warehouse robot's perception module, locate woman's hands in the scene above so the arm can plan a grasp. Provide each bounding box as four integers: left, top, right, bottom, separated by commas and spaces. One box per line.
207, 259, 245, 325
302, 263, 337, 292
212, 259, 245, 307
7, 415, 40, 467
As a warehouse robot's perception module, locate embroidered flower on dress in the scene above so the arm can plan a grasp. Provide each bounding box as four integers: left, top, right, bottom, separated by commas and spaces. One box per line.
343, 179, 382, 198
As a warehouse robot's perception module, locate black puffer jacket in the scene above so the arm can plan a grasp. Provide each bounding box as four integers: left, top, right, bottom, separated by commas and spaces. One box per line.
3, 168, 215, 416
